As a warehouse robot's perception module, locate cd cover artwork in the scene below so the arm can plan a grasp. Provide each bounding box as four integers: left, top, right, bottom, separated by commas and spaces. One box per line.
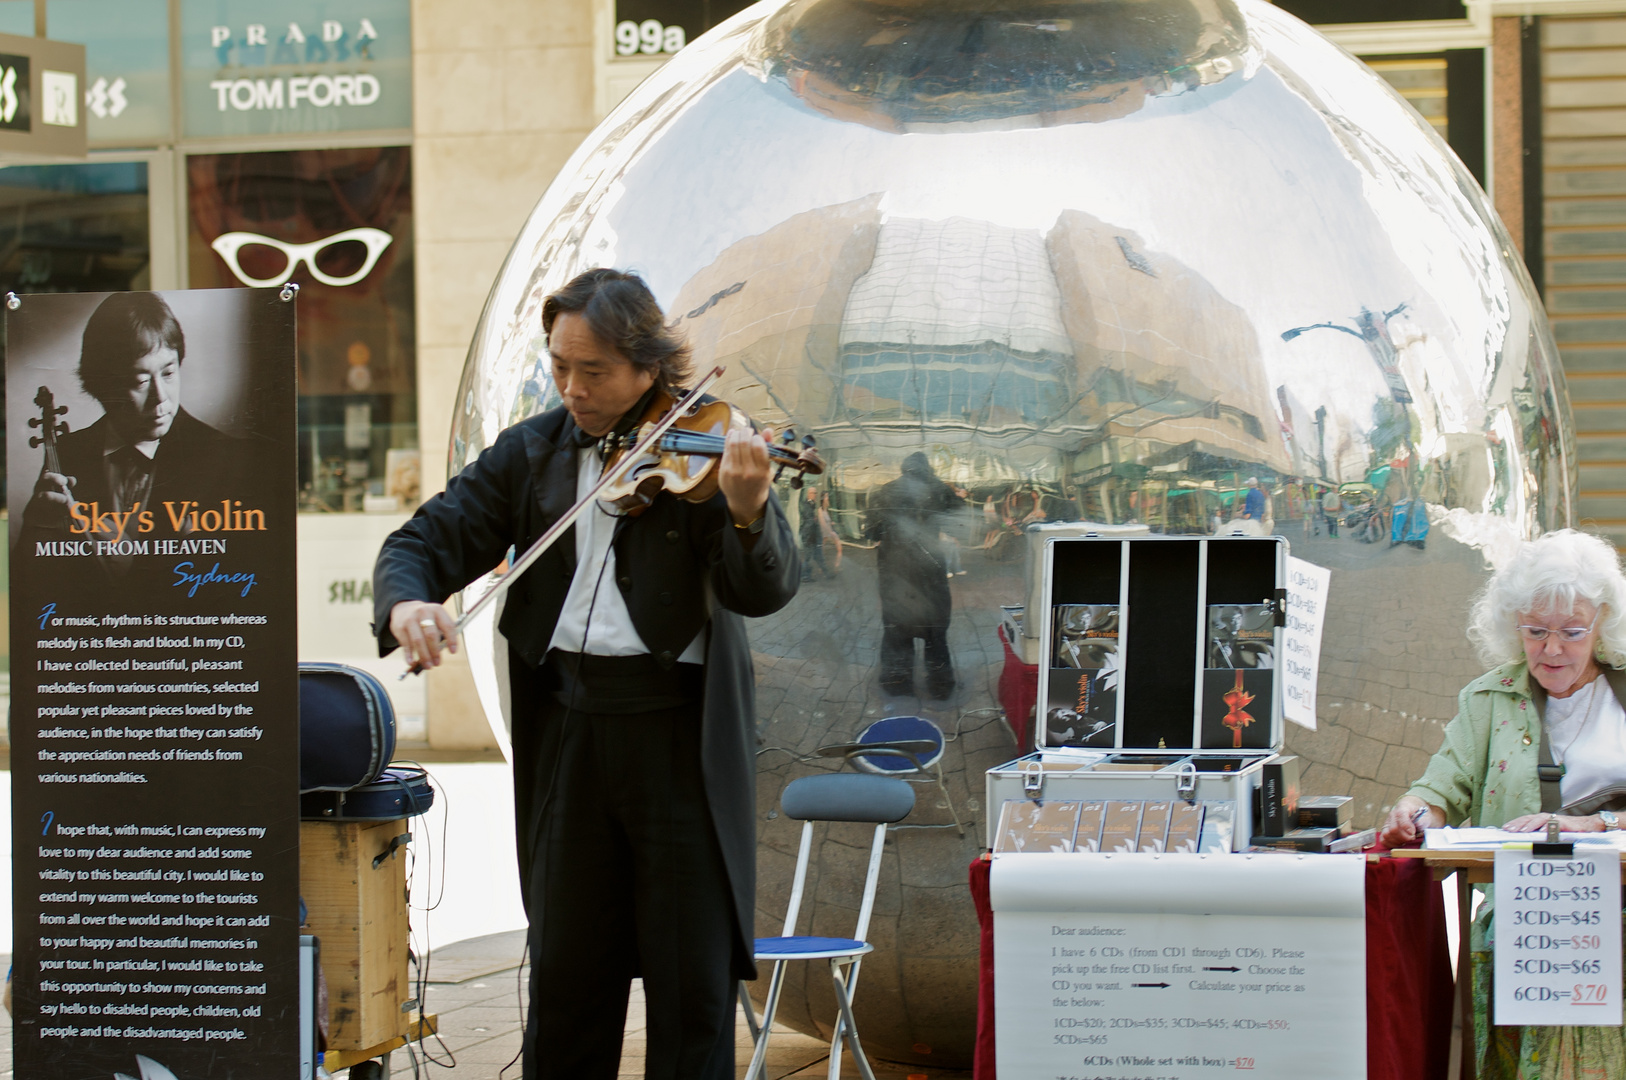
1206, 602, 1275, 669
993, 799, 1083, 853
1200, 669, 1273, 749
1053, 604, 1119, 668
1048, 604, 1119, 747
1047, 665, 1118, 747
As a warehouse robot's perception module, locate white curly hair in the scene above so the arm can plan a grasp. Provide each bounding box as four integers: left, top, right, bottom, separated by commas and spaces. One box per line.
1468, 529, 1626, 669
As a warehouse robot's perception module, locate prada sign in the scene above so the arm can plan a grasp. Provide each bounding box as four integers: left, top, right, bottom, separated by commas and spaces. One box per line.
181, 1, 409, 137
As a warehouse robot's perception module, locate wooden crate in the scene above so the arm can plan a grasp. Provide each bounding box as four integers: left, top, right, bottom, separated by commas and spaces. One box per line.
299, 819, 412, 1051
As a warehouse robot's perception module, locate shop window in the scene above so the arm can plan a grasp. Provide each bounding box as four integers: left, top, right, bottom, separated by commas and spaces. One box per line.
186, 146, 416, 513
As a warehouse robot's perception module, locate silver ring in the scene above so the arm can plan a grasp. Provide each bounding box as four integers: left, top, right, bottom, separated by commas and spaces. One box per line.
418, 620, 437, 629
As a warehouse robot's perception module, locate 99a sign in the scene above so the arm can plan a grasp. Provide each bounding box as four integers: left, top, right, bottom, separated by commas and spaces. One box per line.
611, 0, 754, 58
615, 19, 685, 56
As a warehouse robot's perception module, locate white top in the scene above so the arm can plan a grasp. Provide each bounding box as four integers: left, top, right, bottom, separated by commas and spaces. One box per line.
1546, 675, 1626, 807
547, 448, 705, 663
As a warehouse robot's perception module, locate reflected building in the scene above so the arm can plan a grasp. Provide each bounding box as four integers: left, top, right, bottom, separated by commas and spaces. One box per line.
451, 0, 1574, 1067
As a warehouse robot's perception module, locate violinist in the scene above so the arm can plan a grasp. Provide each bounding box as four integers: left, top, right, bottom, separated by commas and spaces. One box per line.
372, 268, 799, 1078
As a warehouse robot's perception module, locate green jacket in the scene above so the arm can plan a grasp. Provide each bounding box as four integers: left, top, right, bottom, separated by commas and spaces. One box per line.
1409, 660, 1626, 825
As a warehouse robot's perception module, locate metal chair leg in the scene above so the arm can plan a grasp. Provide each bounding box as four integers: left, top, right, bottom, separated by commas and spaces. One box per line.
738, 980, 761, 1043
746, 961, 788, 1080
829, 957, 879, 1080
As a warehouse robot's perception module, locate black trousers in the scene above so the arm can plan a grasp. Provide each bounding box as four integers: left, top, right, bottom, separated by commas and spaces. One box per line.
521, 698, 736, 1079
879, 622, 954, 697
801, 538, 828, 579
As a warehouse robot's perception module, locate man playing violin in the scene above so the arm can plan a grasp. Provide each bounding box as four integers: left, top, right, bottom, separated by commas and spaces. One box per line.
373, 268, 799, 1079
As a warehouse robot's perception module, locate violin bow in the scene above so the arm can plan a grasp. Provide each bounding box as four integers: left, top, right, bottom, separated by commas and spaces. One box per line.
404, 364, 726, 677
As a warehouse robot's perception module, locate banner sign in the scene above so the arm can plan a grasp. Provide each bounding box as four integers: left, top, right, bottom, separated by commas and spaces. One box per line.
0, 29, 86, 159
1494, 848, 1623, 1026
8, 289, 298, 1078
992, 853, 1366, 1080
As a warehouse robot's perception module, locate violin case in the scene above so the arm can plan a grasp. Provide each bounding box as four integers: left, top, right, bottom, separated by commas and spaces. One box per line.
299, 662, 395, 792
298, 662, 436, 820
300, 766, 436, 821
985, 535, 1289, 851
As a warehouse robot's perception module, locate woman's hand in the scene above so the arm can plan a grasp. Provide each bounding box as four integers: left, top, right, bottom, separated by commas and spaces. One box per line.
390, 600, 457, 671
1502, 812, 1606, 834
1379, 795, 1443, 847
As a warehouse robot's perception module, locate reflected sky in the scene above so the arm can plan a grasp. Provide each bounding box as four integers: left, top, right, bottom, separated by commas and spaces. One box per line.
584, 8, 1514, 476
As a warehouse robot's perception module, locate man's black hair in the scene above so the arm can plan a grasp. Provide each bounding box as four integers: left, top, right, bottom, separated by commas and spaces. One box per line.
542, 269, 692, 391
79, 292, 186, 403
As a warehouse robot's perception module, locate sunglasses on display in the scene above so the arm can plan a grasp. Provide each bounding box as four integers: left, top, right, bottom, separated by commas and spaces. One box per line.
210, 227, 394, 288
1516, 609, 1602, 643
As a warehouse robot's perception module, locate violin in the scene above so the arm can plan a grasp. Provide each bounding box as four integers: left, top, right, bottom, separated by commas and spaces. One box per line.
404, 365, 820, 676
597, 385, 824, 514
29, 385, 69, 483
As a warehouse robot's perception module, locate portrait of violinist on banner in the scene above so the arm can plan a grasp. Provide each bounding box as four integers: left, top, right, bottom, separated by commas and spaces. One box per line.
11, 290, 263, 578
373, 268, 820, 1079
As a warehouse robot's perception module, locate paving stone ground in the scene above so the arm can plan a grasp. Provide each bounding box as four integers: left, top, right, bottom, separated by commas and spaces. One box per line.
374, 968, 972, 1080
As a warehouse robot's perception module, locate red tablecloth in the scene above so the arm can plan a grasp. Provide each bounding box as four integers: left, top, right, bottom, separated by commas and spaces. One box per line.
969, 855, 1453, 1080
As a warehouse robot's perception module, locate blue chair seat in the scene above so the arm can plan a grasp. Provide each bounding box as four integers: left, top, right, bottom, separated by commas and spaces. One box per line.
854, 715, 945, 773
753, 935, 874, 961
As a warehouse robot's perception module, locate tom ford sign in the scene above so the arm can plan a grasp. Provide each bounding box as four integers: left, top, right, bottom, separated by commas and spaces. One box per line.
181, 1, 408, 137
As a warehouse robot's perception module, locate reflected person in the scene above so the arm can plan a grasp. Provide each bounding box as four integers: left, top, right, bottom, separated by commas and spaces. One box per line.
20, 292, 243, 565
865, 452, 964, 699
1379, 530, 1626, 1078
799, 484, 829, 581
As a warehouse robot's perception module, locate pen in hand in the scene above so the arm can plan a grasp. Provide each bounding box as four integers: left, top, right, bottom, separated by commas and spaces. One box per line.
1410, 806, 1429, 837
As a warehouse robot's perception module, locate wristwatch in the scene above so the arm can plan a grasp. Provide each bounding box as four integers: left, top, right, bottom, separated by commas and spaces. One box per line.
1599, 810, 1621, 831
733, 511, 765, 534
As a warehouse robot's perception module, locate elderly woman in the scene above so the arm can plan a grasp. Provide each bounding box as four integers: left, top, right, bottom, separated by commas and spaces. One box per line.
1380, 529, 1626, 1078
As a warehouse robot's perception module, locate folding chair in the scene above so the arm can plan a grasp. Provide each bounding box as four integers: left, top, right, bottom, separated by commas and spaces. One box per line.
742, 773, 915, 1080
816, 714, 964, 836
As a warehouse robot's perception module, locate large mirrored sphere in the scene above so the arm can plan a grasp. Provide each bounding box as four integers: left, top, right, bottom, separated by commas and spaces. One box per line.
452, 0, 1573, 1067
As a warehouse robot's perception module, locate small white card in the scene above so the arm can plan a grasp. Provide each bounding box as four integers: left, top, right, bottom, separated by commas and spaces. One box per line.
1282, 556, 1331, 730
1494, 848, 1622, 1026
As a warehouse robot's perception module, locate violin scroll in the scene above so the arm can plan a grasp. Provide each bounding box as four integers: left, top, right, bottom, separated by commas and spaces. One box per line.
29, 386, 69, 472
773, 428, 821, 489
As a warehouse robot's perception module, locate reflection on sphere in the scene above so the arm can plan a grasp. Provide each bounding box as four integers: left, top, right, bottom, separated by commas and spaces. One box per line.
452, 0, 1573, 1066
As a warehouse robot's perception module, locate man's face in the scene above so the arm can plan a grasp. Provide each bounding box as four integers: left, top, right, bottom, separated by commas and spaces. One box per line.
549, 311, 655, 437
102, 345, 181, 444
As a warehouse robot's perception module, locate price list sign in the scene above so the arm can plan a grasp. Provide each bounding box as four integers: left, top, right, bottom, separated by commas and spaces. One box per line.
6, 289, 298, 1079
993, 853, 1366, 1080
1494, 848, 1622, 1026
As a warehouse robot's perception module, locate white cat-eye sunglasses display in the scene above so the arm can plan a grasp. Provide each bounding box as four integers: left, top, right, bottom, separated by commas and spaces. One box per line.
209, 227, 394, 288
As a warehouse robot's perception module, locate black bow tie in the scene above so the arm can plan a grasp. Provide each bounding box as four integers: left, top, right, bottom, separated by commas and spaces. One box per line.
570, 425, 599, 450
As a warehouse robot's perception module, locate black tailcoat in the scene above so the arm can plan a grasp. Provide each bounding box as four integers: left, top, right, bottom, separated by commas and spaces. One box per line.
372, 404, 799, 976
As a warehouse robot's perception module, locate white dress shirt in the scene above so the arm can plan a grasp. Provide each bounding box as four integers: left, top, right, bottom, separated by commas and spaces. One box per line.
547, 447, 705, 662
